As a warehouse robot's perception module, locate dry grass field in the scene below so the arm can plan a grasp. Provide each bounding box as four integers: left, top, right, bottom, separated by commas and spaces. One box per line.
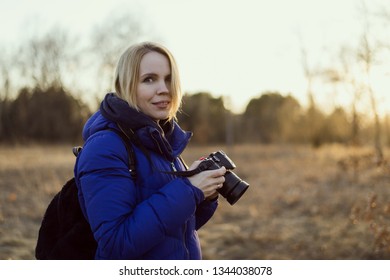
0, 143, 389, 260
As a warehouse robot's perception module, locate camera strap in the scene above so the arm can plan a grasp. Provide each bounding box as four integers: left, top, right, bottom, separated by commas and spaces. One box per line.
163, 159, 215, 177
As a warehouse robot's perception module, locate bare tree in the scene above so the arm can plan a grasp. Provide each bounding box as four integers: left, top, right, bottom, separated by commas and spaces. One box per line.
299, 42, 327, 146
357, 1, 384, 163
0, 50, 11, 139
17, 29, 70, 89
339, 47, 364, 147
300, 45, 315, 109
15, 27, 79, 91
0, 50, 11, 100
322, 46, 364, 146
89, 13, 147, 96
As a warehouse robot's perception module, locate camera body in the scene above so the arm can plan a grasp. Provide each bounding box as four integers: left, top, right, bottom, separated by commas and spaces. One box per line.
199, 151, 249, 205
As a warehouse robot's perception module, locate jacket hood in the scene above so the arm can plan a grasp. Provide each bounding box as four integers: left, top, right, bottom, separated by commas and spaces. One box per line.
83, 93, 192, 160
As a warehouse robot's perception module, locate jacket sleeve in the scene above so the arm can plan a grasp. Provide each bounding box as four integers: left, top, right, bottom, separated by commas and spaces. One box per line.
194, 198, 218, 230
176, 159, 218, 230
75, 132, 204, 259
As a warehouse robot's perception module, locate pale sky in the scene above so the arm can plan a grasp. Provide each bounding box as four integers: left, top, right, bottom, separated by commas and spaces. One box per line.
1, 0, 389, 115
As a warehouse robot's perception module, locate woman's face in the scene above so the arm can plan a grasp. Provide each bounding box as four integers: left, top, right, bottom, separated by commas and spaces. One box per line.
136, 51, 172, 121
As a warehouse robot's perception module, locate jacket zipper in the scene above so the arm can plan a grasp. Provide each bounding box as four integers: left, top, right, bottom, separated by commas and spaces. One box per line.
151, 132, 178, 174
171, 161, 177, 172
150, 130, 189, 258
182, 222, 190, 259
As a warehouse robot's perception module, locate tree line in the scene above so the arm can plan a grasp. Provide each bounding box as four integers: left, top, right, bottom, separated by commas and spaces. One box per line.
0, 86, 388, 147
0, 86, 89, 143
180, 92, 389, 147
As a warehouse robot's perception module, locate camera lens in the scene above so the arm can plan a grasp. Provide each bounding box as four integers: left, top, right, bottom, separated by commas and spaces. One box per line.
218, 171, 249, 205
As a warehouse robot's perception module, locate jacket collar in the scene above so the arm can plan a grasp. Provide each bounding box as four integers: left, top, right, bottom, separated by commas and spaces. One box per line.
99, 93, 192, 160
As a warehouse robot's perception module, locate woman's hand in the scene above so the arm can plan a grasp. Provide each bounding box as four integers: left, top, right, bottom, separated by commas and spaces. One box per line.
187, 160, 226, 199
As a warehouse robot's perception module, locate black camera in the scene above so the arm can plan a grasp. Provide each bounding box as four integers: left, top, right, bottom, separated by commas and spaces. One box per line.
198, 151, 249, 205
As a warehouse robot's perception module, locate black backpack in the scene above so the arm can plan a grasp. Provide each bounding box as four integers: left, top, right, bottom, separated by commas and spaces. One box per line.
35, 129, 136, 260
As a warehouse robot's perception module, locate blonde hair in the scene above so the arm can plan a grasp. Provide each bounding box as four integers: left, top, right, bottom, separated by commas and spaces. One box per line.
114, 42, 182, 121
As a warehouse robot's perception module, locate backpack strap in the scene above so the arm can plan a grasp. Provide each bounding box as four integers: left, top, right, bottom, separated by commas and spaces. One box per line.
108, 128, 137, 180
116, 123, 152, 162
72, 146, 82, 157
72, 127, 137, 180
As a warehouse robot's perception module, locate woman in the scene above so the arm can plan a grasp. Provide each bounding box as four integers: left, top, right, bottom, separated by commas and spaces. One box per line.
74, 42, 226, 259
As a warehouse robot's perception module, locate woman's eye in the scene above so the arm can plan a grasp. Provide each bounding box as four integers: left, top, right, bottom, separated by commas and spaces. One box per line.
143, 77, 154, 83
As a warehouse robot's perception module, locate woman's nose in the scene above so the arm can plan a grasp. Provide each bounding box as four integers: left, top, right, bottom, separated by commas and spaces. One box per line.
157, 80, 169, 95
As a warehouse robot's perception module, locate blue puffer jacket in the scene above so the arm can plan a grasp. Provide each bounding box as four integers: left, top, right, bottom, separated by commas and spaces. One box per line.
74, 93, 218, 259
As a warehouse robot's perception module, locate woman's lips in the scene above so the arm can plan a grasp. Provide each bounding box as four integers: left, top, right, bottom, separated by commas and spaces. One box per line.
152, 101, 170, 109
